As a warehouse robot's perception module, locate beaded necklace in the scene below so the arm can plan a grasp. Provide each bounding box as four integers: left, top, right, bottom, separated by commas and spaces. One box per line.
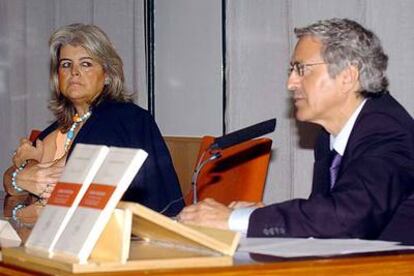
64, 111, 92, 151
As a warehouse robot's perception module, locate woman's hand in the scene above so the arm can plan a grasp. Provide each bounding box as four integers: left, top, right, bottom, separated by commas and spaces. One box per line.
13, 138, 44, 167
16, 158, 64, 198
5, 196, 44, 242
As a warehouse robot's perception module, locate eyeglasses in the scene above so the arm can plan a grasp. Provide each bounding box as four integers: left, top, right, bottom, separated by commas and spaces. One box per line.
288, 61, 326, 77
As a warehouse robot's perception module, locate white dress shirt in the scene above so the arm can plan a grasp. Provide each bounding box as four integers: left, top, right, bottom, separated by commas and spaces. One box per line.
228, 99, 367, 235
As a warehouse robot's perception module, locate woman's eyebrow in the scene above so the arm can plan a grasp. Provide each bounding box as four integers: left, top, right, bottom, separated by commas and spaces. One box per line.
58, 56, 93, 61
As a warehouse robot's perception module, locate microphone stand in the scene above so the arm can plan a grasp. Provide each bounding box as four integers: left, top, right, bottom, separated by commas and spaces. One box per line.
191, 148, 221, 204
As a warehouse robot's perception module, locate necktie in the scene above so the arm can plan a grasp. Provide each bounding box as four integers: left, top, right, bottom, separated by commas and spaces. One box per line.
330, 151, 342, 188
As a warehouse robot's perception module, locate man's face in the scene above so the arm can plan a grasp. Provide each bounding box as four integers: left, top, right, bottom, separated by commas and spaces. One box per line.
287, 36, 344, 128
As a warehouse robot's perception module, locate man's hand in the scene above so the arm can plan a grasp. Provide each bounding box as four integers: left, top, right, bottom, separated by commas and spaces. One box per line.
177, 198, 232, 230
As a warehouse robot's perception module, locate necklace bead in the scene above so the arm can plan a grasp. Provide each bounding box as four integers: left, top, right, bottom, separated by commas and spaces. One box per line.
64, 111, 92, 151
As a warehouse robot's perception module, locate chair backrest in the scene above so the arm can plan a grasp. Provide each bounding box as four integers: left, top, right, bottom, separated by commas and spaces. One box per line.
184, 136, 272, 206
29, 129, 41, 142
164, 136, 202, 196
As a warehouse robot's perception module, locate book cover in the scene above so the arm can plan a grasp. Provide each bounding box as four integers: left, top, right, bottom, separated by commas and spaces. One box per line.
25, 144, 110, 257
52, 147, 148, 263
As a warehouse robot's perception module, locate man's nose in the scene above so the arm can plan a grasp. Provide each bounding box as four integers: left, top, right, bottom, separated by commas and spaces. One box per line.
287, 71, 300, 92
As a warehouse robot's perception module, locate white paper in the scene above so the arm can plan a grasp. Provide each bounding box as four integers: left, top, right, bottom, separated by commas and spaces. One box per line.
238, 237, 414, 257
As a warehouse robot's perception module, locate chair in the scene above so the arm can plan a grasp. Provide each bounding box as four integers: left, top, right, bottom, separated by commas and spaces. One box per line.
184, 136, 272, 206
163, 136, 203, 197
29, 129, 41, 142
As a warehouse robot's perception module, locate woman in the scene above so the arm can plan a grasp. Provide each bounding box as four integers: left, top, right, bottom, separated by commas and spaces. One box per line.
3, 23, 184, 217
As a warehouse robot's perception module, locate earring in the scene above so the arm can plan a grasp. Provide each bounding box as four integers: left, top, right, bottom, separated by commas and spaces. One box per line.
104, 78, 110, 85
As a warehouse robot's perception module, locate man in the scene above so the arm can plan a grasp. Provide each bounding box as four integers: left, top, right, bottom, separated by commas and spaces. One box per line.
178, 18, 414, 239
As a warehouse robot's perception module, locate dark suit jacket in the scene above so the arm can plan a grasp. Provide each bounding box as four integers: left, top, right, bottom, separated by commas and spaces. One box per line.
247, 93, 414, 240
37, 99, 184, 216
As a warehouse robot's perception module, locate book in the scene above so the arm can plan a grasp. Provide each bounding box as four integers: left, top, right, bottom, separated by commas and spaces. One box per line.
25, 144, 110, 257
52, 147, 148, 263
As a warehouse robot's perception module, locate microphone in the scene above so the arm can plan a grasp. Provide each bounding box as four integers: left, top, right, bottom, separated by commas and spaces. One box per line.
209, 118, 276, 150
191, 118, 276, 204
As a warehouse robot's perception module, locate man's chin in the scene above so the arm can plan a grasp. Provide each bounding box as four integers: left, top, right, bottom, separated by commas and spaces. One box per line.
294, 111, 309, 122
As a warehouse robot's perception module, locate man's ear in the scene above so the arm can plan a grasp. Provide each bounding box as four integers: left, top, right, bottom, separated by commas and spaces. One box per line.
340, 65, 360, 93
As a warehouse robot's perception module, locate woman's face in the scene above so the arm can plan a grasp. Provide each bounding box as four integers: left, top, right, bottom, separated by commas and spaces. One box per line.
58, 44, 106, 112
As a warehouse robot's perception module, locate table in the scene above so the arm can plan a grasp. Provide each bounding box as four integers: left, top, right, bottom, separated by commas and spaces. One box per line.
2, 194, 414, 275
1, 249, 414, 275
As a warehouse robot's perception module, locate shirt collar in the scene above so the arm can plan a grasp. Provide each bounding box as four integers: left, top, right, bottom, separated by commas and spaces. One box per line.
330, 99, 367, 155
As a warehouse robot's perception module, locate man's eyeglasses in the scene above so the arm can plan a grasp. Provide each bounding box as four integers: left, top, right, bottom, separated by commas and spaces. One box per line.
288, 62, 326, 77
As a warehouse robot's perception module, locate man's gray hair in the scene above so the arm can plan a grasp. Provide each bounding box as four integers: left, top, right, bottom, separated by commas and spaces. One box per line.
295, 18, 388, 96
